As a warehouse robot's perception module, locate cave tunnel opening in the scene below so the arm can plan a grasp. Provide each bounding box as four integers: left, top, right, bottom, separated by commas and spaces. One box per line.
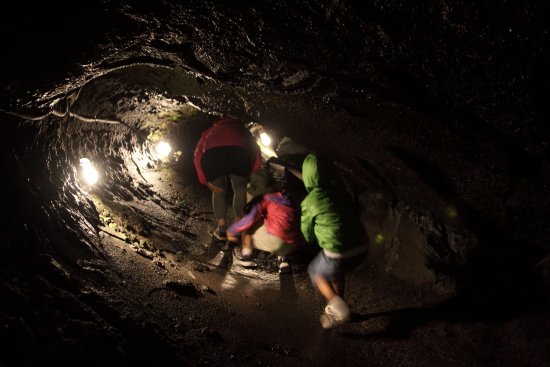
2, 62, 549, 366
1, 64, 345, 366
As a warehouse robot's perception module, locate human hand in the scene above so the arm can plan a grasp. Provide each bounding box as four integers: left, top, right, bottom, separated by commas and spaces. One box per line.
227, 232, 239, 242
206, 182, 224, 193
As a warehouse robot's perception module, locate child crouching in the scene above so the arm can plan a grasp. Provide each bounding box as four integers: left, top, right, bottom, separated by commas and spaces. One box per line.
227, 168, 305, 273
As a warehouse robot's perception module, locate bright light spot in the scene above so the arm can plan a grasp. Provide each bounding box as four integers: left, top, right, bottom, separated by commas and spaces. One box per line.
260, 133, 271, 147
80, 158, 98, 185
156, 142, 172, 157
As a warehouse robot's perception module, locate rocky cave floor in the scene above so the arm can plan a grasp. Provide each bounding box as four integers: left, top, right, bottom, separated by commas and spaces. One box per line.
53, 158, 550, 367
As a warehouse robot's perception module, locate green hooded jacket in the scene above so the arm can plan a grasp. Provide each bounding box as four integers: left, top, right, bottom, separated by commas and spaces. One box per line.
300, 153, 363, 253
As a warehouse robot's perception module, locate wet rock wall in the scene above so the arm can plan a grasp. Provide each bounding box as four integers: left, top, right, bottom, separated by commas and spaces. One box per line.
1, 1, 550, 363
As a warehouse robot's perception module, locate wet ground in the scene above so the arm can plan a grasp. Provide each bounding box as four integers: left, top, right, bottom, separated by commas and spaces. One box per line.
89, 160, 550, 367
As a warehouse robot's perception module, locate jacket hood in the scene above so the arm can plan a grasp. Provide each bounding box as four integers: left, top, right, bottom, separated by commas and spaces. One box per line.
302, 153, 334, 192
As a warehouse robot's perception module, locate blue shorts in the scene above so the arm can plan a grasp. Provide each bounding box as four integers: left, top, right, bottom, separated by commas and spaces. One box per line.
308, 249, 367, 286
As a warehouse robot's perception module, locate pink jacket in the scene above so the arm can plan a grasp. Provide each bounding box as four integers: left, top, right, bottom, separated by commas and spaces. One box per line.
228, 192, 306, 245
193, 119, 261, 184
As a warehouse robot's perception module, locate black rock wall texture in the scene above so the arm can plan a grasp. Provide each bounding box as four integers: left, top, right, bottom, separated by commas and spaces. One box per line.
1, 1, 550, 365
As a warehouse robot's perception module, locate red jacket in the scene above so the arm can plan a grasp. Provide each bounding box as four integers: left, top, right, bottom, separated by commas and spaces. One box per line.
228, 192, 306, 245
193, 119, 261, 184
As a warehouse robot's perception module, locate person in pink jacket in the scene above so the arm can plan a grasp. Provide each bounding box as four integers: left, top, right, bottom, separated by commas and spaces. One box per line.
194, 118, 261, 240
227, 168, 305, 273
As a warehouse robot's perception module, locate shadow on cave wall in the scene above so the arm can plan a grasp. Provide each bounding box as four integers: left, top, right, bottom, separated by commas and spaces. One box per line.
333, 151, 547, 344
389, 146, 543, 320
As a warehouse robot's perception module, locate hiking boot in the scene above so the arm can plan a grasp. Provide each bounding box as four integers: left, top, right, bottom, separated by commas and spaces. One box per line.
212, 228, 227, 241
278, 257, 291, 274
232, 246, 255, 267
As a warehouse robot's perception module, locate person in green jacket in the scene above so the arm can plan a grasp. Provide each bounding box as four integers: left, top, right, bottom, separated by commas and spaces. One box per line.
301, 153, 368, 329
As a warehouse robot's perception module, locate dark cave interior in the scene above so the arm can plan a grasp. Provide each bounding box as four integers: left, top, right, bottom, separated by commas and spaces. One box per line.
1, 1, 550, 366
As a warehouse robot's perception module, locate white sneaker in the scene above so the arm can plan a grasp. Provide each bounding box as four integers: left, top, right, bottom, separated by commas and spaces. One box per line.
232, 246, 255, 268
320, 297, 350, 329
324, 305, 350, 323
325, 304, 336, 315
320, 313, 336, 329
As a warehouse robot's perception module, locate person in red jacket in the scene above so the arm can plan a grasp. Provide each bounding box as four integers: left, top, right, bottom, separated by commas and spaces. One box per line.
194, 118, 261, 240
227, 168, 305, 273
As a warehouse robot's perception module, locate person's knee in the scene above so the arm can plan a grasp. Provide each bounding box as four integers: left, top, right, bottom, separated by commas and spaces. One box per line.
313, 274, 326, 284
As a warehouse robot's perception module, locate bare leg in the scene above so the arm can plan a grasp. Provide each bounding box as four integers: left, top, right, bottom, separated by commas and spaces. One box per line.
314, 275, 337, 302
332, 277, 345, 298
241, 228, 253, 250
315, 275, 351, 326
